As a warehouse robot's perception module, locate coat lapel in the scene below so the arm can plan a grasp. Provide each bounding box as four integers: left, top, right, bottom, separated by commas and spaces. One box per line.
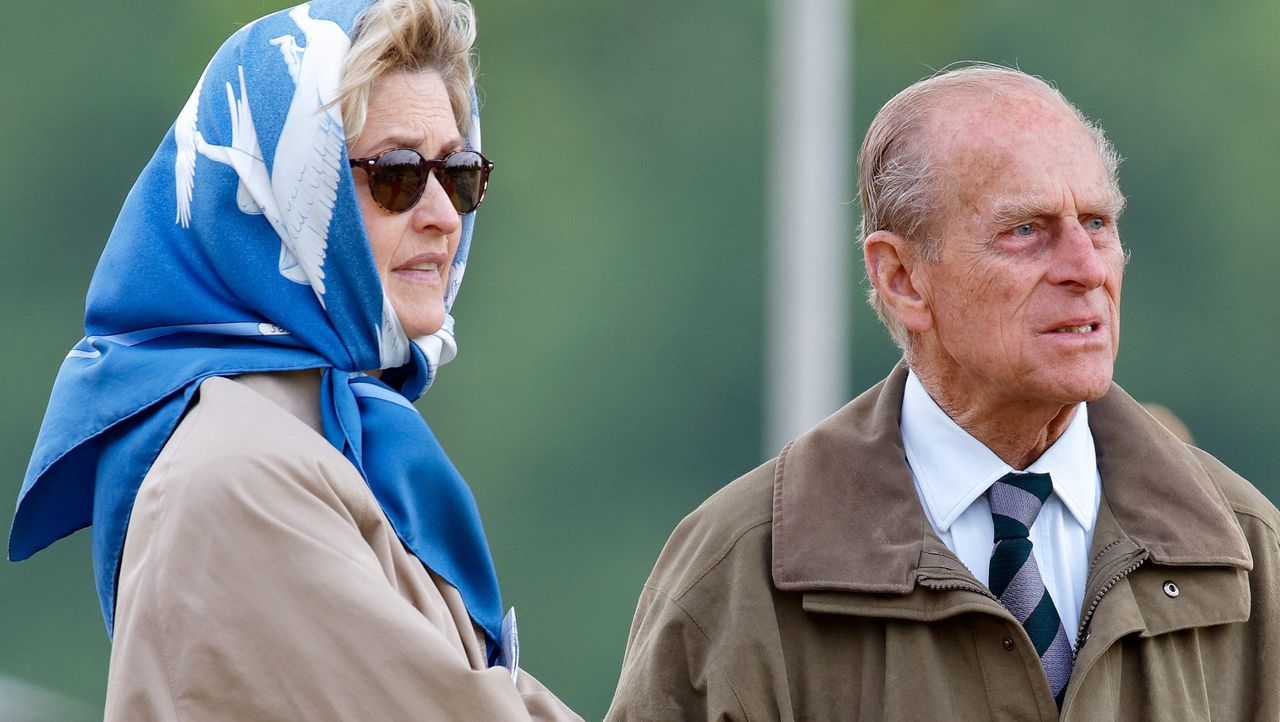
1088, 384, 1252, 569
771, 364, 928, 595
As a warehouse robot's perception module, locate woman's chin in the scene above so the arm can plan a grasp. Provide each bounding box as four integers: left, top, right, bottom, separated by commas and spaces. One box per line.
399, 312, 446, 340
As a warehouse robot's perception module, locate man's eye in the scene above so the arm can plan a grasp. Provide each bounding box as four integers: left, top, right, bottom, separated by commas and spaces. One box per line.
1085, 217, 1105, 230
1012, 224, 1035, 237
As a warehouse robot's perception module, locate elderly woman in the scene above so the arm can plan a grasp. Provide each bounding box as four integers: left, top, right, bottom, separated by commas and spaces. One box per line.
9, 1, 579, 719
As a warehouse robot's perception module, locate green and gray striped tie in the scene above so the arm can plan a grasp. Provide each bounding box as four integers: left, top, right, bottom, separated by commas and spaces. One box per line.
987, 472, 1074, 707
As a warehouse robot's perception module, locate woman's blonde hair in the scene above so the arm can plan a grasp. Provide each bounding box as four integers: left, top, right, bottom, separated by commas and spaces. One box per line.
336, 0, 477, 144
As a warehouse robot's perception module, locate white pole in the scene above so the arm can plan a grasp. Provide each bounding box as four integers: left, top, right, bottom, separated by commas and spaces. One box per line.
765, 0, 853, 454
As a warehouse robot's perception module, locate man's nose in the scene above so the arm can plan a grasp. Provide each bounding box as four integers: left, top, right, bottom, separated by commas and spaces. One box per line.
1047, 219, 1108, 290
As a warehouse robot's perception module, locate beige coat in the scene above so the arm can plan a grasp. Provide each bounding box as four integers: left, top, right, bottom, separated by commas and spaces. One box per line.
106, 372, 581, 721
608, 366, 1280, 721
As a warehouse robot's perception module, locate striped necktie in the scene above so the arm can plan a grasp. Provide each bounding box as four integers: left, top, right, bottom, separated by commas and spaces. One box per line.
987, 472, 1074, 707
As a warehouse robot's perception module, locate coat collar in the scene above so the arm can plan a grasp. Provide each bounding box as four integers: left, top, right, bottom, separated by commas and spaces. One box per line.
771, 363, 1253, 595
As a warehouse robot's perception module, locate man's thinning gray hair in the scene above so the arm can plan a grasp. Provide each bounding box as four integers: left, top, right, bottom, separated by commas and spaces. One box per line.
858, 63, 1123, 351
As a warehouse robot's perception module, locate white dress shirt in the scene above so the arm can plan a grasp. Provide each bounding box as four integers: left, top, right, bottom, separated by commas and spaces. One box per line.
900, 370, 1101, 646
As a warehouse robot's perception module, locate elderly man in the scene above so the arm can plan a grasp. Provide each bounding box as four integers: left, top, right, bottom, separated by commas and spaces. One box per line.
607, 65, 1280, 720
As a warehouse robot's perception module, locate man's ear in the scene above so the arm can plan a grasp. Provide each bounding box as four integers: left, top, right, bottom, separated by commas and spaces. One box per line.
864, 230, 933, 334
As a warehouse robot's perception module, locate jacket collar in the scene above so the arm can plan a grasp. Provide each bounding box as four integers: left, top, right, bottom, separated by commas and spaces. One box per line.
771, 363, 1252, 595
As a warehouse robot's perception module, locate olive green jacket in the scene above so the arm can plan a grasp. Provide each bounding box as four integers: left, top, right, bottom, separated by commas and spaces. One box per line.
607, 366, 1280, 721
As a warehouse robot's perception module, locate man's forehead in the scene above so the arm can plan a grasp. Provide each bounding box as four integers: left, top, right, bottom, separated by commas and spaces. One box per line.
925, 91, 1114, 206
928, 87, 1081, 155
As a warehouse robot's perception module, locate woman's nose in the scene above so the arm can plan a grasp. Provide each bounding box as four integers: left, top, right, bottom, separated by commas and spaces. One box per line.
411, 173, 462, 236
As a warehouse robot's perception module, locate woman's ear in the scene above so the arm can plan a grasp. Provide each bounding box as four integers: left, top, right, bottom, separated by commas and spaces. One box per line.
864, 230, 933, 334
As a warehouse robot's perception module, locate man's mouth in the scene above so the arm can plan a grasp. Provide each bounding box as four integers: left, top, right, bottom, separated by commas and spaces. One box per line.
1052, 323, 1096, 334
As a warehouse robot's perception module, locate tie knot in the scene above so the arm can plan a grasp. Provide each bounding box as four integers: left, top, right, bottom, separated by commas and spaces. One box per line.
988, 472, 1053, 540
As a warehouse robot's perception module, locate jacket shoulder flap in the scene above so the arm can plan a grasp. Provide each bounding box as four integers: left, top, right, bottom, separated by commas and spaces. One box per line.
645, 460, 776, 603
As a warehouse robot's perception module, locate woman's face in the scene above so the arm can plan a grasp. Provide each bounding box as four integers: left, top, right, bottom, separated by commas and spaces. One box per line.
349, 69, 463, 339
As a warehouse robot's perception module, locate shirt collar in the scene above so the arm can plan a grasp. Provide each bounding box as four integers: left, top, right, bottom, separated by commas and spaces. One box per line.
900, 370, 1099, 534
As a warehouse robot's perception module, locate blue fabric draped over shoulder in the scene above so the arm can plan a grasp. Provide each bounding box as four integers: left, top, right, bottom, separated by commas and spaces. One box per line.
8, 0, 505, 658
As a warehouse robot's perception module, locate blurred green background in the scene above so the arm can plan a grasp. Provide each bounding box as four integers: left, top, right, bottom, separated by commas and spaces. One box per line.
3, 0, 1277, 718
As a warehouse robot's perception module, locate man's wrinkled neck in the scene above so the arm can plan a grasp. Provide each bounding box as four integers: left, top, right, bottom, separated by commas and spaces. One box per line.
908, 358, 1081, 470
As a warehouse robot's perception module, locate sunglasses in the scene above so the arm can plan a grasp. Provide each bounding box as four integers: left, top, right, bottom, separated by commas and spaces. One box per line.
348, 148, 494, 215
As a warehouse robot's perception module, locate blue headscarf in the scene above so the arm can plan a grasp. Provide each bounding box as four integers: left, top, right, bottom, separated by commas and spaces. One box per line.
9, 0, 505, 658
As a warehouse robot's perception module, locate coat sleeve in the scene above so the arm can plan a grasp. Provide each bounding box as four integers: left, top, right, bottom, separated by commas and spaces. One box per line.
104, 399, 581, 722
606, 585, 747, 722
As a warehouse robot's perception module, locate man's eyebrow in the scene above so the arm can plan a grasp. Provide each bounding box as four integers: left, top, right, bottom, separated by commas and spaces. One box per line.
987, 191, 1126, 227
988, 195, 1049, 228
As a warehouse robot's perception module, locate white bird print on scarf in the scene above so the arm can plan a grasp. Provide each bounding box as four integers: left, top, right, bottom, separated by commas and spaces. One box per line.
173, 4, 349, 309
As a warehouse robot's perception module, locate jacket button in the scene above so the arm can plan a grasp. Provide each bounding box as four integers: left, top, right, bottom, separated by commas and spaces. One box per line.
1002, 637, 1015, 651
1163, 580, 1180, 598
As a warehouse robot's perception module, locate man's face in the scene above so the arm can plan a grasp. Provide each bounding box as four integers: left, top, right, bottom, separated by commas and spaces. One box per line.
909, 91, 1127, 411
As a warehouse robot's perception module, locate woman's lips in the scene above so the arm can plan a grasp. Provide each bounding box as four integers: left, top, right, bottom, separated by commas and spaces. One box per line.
392, 254, 449, 284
